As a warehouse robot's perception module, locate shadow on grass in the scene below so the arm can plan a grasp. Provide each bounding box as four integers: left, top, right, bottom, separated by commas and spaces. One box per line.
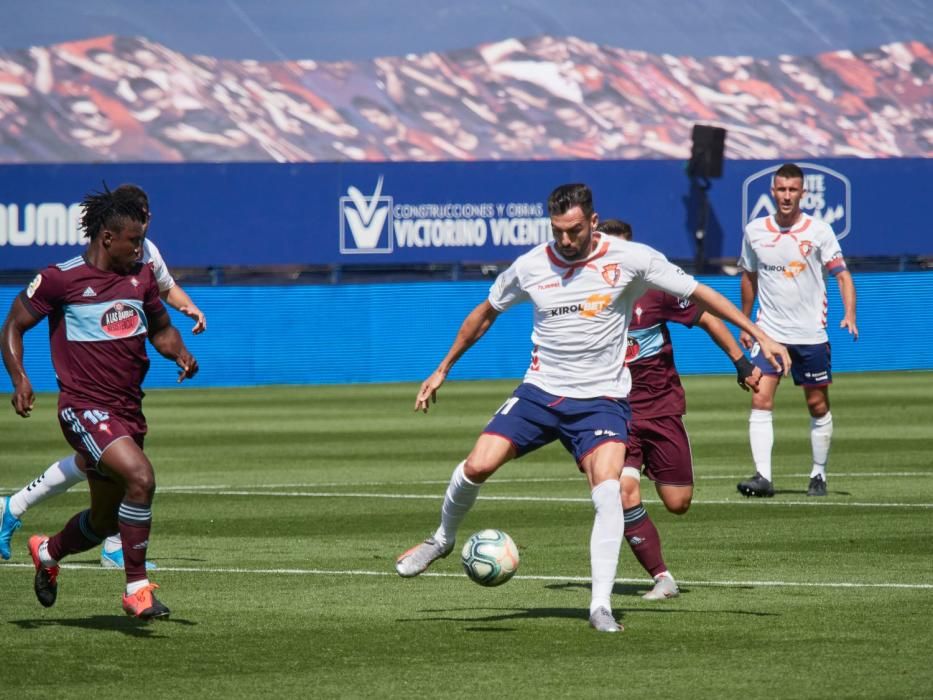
9, 615, 197, 637
545, 580, 668, 598
398, 606, 587, 628
545, 582, 779, 616
774, 488, 852, 496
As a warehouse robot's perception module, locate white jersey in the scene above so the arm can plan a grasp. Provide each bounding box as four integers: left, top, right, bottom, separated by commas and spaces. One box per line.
738, 212, 847, 344
488, 234, 698, 399
141, 238, 176, 294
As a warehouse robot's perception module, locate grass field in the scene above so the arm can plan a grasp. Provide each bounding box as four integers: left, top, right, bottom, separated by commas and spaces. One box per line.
1, 371, 931, 699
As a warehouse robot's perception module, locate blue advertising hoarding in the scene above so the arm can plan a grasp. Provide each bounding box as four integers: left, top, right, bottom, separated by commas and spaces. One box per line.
0, 158, 929, 271
0, 272, 930, 393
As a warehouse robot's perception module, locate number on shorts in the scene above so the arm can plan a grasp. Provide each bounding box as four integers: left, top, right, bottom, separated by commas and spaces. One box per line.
82, 409, 111, 425
495, 397, 520, 415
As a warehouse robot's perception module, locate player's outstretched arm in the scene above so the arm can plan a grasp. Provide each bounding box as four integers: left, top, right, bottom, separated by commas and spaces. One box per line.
163, 285, 207, 334
689, 283, 791, 376
1, 297, 42, 416
415, 300, 500, 413
695, 311, 761, 392
835, 270, 858, 341
148, 311, 199, 383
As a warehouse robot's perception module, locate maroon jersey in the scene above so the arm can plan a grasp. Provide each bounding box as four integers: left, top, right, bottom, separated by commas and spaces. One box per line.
624, 289, 700, 419
20, 255, 166, 415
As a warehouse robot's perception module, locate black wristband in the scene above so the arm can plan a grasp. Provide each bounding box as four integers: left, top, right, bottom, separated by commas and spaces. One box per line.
733, 355, 755, 385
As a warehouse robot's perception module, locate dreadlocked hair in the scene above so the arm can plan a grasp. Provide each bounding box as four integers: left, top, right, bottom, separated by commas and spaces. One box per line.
80, 183, 149, 240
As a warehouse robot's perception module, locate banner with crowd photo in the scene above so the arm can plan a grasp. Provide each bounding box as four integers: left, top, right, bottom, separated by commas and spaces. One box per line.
0, 157, 930, 270
0, 35, 929, 165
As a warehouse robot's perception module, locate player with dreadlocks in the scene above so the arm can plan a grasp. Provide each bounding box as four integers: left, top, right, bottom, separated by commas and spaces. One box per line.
0, 182, 207, 571
0, 184, 198, 619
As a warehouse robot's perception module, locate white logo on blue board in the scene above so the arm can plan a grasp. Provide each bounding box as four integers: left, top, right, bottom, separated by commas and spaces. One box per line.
340, 176, 393, 254
742, 163, 851, 240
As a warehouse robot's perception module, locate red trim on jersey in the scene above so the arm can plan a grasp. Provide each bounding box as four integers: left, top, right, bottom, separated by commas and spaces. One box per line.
765, 215, 812, 241
547, 397, 566, 408
546, 240, 611, 280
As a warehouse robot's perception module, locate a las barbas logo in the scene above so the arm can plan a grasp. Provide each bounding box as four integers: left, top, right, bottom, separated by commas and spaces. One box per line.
100, 302, 141, 338
742, 163, 851, 241
339, 176, 393, 254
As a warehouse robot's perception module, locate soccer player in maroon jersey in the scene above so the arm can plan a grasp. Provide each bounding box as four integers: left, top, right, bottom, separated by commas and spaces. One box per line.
599, 219, 760, 600
1, 185, 198, 619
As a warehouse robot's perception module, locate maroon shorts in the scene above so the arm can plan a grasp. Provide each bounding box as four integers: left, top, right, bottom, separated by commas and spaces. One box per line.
58, 406, 146, 479
623, 414, 693, 486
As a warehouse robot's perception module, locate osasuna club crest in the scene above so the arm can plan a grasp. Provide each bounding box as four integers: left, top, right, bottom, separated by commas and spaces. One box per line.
742, 163, 851, 241
601, 263, 620, 286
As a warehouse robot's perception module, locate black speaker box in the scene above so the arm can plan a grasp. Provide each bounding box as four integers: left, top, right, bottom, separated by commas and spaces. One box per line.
688, 125, 726, 178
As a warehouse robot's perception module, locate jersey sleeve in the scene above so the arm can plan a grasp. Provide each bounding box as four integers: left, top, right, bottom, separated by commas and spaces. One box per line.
19, 266, 66, 319
487, 260, 529, 311
142, 267, 168, 322
661, 292, 700, 327
143, 239, 176, 293
737, 229, 757, 272
817, 227, 847, 277
642, 246, 698, 299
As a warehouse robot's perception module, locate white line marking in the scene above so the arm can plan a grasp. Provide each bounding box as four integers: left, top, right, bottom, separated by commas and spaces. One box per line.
4, 472, 929, 494
1, 563, 929, 590
164, 489, 933, 508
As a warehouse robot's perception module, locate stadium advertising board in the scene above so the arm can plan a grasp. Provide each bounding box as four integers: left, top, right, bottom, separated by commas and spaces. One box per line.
0, 158, 929, 270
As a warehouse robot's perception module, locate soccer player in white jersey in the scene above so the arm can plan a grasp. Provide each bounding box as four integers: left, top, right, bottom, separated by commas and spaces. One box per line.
736, 163, 858, 498
395, 183, 790, 632
0, 184, 207, 568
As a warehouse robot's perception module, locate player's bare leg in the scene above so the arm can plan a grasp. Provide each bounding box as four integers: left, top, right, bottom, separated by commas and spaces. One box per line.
95, 438, 168, 619
581, 443, 625, 632
739, 374, 780, 497
396, 434, 513, 578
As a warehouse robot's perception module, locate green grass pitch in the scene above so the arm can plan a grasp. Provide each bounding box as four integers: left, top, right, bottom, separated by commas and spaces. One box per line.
1, 371, 931, 698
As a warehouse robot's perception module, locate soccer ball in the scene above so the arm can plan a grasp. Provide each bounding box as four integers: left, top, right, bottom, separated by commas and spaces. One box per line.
461, 529, 519, 587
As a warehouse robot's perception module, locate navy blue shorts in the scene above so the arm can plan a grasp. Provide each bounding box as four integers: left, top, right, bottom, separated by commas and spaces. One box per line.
482, 383, 631, 466
751, 341, 832, 386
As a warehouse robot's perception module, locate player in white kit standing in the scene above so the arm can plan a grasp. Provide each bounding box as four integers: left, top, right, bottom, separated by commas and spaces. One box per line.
736, 163, 858, 498
395, 183, 790, 632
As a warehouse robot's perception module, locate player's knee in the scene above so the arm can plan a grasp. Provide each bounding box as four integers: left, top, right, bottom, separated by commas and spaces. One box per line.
620, 470, 641, 508
807, 398, 829, 416
124, 468, 156, 501
463, 456, 498, 483
664, 496, 692, 515
660, 488, 693, 514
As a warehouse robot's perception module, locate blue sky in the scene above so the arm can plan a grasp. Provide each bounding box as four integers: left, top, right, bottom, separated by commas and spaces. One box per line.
3, 0, 931, 60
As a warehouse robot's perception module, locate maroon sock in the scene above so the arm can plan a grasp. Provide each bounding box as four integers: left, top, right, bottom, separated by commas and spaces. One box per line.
47, 510, 104, 561
623, 503, 668, 578
118, 500, 152, 585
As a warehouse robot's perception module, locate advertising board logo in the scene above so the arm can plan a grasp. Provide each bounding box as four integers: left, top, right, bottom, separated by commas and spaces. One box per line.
742, 163, 851, 240
340, 176, 393, 254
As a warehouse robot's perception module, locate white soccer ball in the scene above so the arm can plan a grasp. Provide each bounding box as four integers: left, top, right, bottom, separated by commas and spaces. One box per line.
461, 529, 520, 587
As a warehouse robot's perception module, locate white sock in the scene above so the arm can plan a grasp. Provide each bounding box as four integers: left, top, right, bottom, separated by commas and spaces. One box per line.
8, 455, 86, 519
126, 578, 150, 595
589, 479, 623, 616
433, 461, 481, 547
38, 539, 58, 567
103, 534, 122, 553
749, 409, 774, 481
810, 412, 833, 479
